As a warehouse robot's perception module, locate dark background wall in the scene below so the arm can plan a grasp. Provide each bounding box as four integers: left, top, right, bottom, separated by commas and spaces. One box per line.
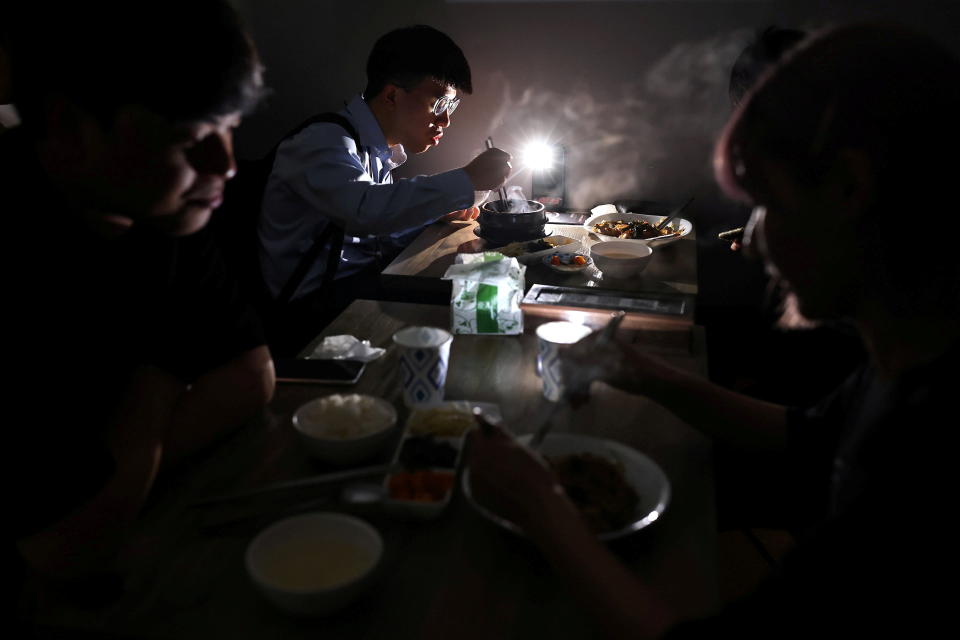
233, 0, 960, 223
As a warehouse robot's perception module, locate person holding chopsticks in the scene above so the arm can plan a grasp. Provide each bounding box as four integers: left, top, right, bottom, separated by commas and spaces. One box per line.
257, 25, 511, 354
469, 22, 959, 638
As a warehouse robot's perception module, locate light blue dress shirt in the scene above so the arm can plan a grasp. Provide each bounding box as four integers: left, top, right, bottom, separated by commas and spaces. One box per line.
258, 95, 474, 300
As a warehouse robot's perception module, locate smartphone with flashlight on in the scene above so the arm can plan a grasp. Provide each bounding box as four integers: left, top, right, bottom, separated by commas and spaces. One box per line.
545, 211, 588, 225
274, 358, 366, 385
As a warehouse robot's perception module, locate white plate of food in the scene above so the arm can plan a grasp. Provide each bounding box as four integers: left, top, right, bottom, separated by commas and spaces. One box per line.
489, 235, 580, 264
462, 433, 671, 541
584, 212, 692, 246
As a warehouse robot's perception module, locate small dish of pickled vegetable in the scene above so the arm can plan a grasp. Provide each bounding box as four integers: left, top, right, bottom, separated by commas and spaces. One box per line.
542, 251, 593, 273
379, 402, 501, 520
386, 470, 456, 502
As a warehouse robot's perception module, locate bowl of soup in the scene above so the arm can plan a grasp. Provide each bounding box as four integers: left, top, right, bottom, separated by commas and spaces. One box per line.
245, 512, 383, 616
589, 241, 653, 279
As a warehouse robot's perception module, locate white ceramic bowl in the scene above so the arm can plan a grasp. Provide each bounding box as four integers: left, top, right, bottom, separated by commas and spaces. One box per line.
583, 212, 692, 246
292, 394, 398, 465
590, 241, 653, 278
245, 512, 383, 616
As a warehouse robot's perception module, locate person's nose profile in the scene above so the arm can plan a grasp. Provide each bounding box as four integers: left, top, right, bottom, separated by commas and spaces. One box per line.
435, 108, 452, 128
188, 130, 237, 179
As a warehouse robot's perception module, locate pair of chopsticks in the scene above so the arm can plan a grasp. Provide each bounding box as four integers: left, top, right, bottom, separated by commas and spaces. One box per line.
655, 196, 694, 232
528, 310, 627, 449
485, 137, 510, 211
190, 464, 398, 508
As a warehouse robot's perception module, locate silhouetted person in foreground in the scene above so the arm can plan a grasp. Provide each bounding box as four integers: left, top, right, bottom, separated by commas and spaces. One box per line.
470, 23, 959, 638
7, 0, 274, 607
699, 26, 865, 408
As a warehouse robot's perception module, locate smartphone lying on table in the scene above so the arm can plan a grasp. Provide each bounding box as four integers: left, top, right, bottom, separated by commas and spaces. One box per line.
274, 358, 366, 385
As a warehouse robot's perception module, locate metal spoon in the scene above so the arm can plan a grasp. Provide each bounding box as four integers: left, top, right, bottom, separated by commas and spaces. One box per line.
190, 463, 399, 507
655, 196, 694, 232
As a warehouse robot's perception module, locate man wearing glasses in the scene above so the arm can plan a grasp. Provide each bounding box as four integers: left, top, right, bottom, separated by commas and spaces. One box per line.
259, 25, 510, 351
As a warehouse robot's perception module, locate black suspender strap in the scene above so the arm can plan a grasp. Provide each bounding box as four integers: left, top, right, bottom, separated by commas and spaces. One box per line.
276, 221, 344, 306
272, 112, 364, 306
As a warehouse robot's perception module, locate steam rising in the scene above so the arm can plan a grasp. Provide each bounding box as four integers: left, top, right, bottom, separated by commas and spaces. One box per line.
484, 29, 752, 210
492, 185, 535, 213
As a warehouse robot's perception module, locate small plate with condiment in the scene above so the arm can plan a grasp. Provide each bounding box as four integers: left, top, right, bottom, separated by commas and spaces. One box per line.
383, 401, 501, 520
541, 251, 592, 273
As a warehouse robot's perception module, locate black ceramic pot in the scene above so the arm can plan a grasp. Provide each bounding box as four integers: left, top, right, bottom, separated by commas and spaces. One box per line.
477, 200, 547, 243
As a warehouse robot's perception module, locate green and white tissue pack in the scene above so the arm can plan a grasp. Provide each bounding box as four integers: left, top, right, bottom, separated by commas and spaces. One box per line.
442, 252, 525, 335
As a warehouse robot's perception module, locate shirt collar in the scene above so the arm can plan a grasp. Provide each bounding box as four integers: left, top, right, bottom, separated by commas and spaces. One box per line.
344, 94, 407, 169
386, 144, 407, 170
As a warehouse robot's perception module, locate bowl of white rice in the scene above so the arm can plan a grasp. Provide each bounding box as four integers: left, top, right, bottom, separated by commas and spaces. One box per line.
292, 394, 398, 465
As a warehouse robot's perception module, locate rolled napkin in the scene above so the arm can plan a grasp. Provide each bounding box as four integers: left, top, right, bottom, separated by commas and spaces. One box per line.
306, 335, 385, 362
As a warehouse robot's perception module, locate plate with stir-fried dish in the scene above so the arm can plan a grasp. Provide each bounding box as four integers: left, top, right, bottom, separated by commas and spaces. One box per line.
584, 212, 692, 246
463, 433, 671, 541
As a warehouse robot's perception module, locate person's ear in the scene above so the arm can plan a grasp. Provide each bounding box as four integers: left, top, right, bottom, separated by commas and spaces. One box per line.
381, 83, 402, 110
833, 148, 876, 220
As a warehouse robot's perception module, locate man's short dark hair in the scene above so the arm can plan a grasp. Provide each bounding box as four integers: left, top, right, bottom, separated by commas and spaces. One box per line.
364, 25, 472, 100
729, 26, 806, 107
7, 0, 265, 132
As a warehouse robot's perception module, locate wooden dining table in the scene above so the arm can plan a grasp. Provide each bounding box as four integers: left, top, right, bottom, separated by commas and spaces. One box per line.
30, 300, 717, 640
380, 220, 698, 303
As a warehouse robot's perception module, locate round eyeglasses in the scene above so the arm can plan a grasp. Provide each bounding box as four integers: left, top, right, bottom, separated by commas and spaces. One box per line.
430, 95, 461, 117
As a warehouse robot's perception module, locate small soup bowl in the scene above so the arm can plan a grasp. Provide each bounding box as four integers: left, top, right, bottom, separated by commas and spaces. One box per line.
245, 512, 383, 616
590, 241, 653, 278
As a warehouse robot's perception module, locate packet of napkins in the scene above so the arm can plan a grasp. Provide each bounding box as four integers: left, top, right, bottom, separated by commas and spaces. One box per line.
442, 252, 525, 335
305, 335, 385, 362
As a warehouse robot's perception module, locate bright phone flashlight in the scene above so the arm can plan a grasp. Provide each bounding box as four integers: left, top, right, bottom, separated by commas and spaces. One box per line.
523, 141, 556, 171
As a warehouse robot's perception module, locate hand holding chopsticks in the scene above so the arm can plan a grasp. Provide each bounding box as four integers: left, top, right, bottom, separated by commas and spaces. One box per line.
484, 136, 511, 210
529, 311, 627, 449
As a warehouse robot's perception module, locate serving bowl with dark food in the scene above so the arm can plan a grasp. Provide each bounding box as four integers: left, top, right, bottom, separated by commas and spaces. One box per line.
477, 199, 548, 243
463, 433, 671, 541
583, 212, 692, 247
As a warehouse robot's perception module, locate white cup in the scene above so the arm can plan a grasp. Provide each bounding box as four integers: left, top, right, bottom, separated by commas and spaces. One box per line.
535, 321, 594, 401
393, 326, 454, 407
